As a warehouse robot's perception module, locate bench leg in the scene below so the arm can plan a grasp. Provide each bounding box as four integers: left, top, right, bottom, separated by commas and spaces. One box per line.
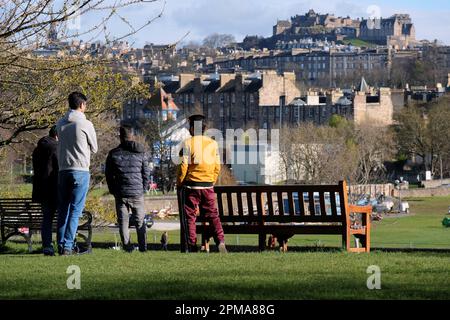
343, 228, 351, 252
25, 231, 33, 253
201, 233, 210, 253
1, 224, 6, 244
76, 231, 93, 253
3, 229, 33, 253
258, 233, 266, 252
87, 227, 93, 253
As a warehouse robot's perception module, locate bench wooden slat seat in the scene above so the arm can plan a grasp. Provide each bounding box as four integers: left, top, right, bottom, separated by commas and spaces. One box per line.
179, 181, 371, 252
0, 198, 93, 253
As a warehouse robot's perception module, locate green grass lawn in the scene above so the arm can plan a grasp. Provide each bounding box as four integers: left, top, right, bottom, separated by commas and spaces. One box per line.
0, 249, 449, 299
341, 38, 377, 47
0, 195, 450, 300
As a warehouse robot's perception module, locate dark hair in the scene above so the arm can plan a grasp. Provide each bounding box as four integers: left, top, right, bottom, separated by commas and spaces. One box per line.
49, 125, 57, 138
120, 125, 134, 140
68, 92, 87, 110
188, 114, 206, 135
189, 122, 206, 135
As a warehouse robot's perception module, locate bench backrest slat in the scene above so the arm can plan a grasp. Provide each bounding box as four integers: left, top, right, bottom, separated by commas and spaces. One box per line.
246, 192, 254, 216
287, 192, 295, 217
297, 192, 305, 216
330, 191, 337, 216
256, 192, 264, 218
308, 191, 315, 215
338, 181, 348, 223
319, 192, 327, 216
236, 192, 244, 216
226, 192, 234, 216
266, 192, 274, 216
276, 192, 284, 215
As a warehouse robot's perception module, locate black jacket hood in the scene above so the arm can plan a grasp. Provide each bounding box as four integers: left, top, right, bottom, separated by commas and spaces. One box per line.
120, 140, 145, 153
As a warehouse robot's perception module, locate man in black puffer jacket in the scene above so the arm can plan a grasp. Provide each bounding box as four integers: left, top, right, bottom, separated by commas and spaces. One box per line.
105, 125, 150, 252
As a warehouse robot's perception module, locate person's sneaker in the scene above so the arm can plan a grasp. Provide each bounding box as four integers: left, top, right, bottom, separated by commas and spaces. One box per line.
218, 242, 228, 254
43, 247, 55, 256
61, 249, 76, 256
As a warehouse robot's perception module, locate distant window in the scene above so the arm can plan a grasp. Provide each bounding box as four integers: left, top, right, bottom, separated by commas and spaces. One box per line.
249, 107, 255, 119
208, 107, 213, 119
309, 108, 314, 118
185, 94, 189, 103
249, 94, 254, 104
231, 93, 236, 104
220, 94, 224, 104
208, 94, 212, 104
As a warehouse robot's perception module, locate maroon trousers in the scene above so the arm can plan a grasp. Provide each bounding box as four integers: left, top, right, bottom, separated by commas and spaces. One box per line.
183, 188, 225, 246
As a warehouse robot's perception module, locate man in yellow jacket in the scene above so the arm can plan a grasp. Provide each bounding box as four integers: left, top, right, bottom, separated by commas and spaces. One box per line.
177, 114, 227, 253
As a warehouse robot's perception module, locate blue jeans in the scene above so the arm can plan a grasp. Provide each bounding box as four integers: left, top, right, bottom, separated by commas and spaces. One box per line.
57, 170, 90, 252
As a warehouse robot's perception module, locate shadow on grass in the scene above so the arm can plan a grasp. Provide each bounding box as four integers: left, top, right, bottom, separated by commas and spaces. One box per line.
3, 240, 450, 255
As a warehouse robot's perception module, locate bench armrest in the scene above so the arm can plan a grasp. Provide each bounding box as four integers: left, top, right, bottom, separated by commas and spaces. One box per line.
348, 205, 372, 215
80, 210, 93, 226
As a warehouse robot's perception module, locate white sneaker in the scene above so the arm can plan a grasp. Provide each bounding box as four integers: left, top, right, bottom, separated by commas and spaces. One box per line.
218, 242, 228, 254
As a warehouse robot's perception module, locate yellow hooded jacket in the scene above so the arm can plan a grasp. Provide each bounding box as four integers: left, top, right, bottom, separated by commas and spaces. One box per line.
176, 135, 221, 187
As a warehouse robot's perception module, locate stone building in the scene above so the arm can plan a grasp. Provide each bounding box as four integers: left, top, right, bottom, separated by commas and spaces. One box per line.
265, 79, 394, 128
210, 48, 389, 87
162, 72, 394, 132
359, 14, 415, 47
273, 9, 359, 37
244, 9, 417, 51
122, 86, 179, 129
172, 71, 301, 132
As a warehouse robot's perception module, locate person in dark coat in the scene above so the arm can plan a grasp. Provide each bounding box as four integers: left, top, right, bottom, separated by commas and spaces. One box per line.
32, 126, 59, 256
105, 125, 150, 252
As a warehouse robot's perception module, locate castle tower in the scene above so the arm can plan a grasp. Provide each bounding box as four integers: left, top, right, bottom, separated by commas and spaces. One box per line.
48, 22, 58, 44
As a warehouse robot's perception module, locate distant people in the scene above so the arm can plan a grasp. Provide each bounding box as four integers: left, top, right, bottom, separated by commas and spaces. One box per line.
176, 114, 227, 253
32, 126, 59, 256
160, 231, 168, 251
105, 125, 150, 252
56, 92, 97, 256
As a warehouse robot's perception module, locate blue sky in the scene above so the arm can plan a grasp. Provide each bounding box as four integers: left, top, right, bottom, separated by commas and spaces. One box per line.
78, 0, 450, 46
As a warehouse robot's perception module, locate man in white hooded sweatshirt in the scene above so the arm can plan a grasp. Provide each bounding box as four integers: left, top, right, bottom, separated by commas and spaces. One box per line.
56, 92, 97, 255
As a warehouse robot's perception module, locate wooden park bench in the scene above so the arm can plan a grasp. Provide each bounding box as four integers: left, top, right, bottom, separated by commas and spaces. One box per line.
0, 198, 93, 253
180, 181, 371, 253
